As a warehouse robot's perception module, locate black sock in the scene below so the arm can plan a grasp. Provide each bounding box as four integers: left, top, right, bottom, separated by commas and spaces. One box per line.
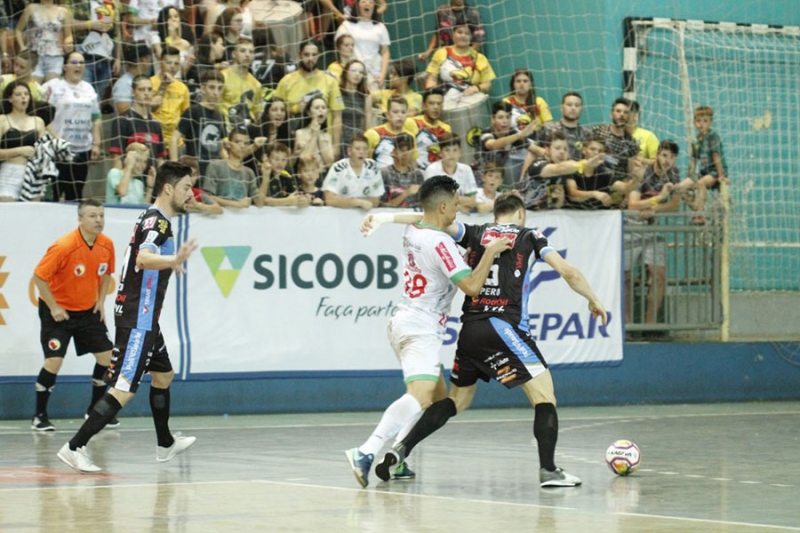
70, 393, 122, 450
401, 397, 457, 456
88, 364, 108, 412
533, 403, 558, 471
35, 368, 57, 417
150, 386, 174, 448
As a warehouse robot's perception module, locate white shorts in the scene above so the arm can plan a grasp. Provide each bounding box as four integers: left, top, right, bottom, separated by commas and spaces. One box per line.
387, 316, 444, 384
33, 55, 64, 78
0, 162, 26, 199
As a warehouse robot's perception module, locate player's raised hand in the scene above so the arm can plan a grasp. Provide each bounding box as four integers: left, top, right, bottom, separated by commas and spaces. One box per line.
360, 213, 392, 237
589, 299, 608, 325
485, 236, 513, 256
173, 238, 199, 274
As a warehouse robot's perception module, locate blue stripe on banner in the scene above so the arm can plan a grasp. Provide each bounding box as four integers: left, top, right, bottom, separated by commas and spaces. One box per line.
489, 316, 537, 362
182, 214, 192, 379
121, 328, 146, 386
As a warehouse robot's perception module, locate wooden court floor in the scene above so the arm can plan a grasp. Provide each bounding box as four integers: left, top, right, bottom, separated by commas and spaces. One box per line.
1, 401, 798, 532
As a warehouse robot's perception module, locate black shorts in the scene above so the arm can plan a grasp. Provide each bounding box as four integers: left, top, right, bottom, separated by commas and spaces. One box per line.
451, 317, 547, 390
39, 300, 113, 359
107, 326, 173, 393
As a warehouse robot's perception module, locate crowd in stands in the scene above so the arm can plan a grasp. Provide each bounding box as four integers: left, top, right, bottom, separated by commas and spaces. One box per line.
0, 0, 728, 221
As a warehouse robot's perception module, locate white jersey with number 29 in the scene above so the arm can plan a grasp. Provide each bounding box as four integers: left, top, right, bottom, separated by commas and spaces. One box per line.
394, 222, 471, 335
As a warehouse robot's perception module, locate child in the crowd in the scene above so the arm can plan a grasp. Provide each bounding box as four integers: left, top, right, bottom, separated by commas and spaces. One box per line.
678, 105, 728, 223
105, 143, 152, 204
181, 155, 223, 215
296, 158, 325, 205
474, 161, 503, 213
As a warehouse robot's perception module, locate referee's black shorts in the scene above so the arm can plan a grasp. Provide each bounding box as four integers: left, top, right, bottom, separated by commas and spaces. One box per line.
39, 300, 113, 359
451, 317, 548, 389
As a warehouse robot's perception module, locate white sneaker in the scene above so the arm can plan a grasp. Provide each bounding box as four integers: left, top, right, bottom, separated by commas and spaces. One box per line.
57, 443, 102, 473
540, 467, 582, 487
156, 435, 196, 462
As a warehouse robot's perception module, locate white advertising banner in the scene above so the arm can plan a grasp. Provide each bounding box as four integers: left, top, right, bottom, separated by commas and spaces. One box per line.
0, 205, 622, 380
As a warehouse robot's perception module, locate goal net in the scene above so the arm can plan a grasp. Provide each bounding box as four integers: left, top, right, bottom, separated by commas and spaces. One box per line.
625, 18, 800, 291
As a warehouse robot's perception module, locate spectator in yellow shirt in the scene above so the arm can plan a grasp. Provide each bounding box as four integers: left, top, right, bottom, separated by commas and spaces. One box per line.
220, 37, 265, 127
150, 46, 190, 147
627, 100, 659, 164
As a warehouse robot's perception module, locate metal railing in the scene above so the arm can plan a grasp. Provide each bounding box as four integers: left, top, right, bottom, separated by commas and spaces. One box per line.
623, 207, 724, 336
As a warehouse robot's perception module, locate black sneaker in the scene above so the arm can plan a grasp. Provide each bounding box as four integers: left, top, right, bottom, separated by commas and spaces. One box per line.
31, 414, 55, 432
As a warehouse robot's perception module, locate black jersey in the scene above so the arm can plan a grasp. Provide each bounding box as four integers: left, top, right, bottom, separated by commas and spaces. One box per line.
114, 207, 176, 330
457, 222, 552, 330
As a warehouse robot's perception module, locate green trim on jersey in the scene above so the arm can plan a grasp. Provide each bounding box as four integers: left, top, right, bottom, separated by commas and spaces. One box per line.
450, 269, 471, 283
404, 373, 442, 384
413, 222, 443, 231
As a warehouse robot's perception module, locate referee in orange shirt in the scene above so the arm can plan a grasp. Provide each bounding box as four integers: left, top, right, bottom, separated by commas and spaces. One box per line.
32, 199, 117, 431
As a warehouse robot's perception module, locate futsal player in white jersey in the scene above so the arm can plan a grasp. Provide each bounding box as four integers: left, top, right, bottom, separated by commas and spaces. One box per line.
345, 175, 512, 488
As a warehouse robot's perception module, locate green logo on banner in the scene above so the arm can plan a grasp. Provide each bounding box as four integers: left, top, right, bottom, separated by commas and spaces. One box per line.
201, 246, 252, 297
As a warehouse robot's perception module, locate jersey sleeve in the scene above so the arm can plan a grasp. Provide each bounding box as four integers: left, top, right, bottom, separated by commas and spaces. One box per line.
34, 242, 67, 283
433, 236, 471, 283
426, 48, 446, 77
138, 213, 171, 254
527, 229, 554, 260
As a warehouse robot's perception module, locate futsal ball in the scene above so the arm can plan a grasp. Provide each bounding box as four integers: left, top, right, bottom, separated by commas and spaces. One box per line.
605, 440, 641, 476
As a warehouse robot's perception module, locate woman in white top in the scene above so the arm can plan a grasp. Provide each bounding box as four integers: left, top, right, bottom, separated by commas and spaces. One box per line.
334, 0, 390, 90
42, 52, 102, 201
0, 81, 46, 201
294, 96, 335, 171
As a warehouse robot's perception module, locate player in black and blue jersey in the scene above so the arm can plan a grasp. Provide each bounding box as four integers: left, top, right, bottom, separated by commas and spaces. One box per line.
57, 162, 200, 474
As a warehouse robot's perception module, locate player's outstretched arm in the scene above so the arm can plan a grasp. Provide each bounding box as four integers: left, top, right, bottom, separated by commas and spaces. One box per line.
543, 251, 607, 325
136, 239, 200, 274
360, 212, 424, 236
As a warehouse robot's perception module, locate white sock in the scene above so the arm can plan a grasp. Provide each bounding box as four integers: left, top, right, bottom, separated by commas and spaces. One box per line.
393, 409, 424, 446
359, 394, 422, 457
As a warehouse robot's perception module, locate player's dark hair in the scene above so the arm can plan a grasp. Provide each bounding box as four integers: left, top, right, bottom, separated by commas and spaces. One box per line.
78, 198, 103, 216
561, 91, 582, 104
422, 86, 446, 104
658, 139, 679, 156
419, 175, 460, 210
492, 100, 514, 116
493, 192, 525, 218
612, 97, 632, 110
153, 161, 192, 197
